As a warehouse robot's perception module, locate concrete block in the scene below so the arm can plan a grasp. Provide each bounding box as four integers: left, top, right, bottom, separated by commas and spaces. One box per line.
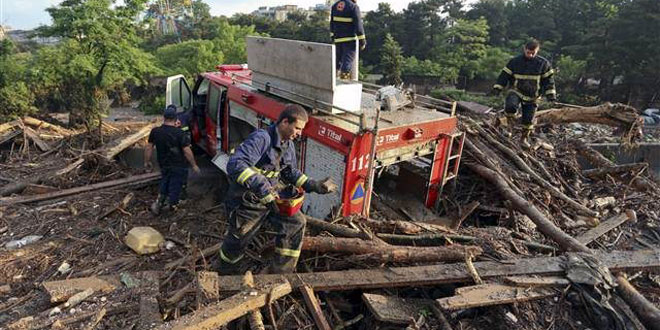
125, 227, 164, 255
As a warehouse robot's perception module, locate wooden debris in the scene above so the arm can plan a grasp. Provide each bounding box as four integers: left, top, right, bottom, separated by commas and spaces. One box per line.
615, 275, 660, 330
22, 116, 74, 136
138, 271, 162, 329
503, 276, 570, 287
157, 280, 292, 330
97, 192, 134, 220
466, 163, 591, 253
306, 216, 370, 239
23, 183, 59, 195
0, 129, 22, 145
301, 285, 332, 330
301, 236, 482, 263
436, 283, 557, 310
23, 126, 51, 152
362, 293, 433, 325
0, 119, 22, 135
583, 163, 649, 178
243, 272, 266, 330
64, 288, 94, 308
196, 271, 220, 306
536, 102, 639, 128
0, 172, 161, 206
42, 276, 120, 303
576, 212, 631, 245
217, 249, 660, 292
85, 307, 107, 330
102, 123, 153, 160
465, 252, 483, 284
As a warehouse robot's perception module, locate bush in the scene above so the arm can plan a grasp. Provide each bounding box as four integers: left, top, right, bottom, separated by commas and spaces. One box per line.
139, 94, 166, 115
0, 82, 36, 120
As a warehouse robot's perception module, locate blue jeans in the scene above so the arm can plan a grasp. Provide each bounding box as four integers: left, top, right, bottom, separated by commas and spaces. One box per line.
159, 167, 188, 206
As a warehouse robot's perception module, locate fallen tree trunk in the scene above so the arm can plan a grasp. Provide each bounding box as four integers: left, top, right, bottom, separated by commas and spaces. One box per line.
302, 236, 482, 263
573, 140, 657, 192
22, 116, 74, 136
217, 249, 660, 292
23, 126, 51, 152
0, 172, 161, 206
0, 119, 22, 135
616, 275, 660, 330
306, 217, 370, 239
536, 102, 639, 127
102, 123, 153, 160
582, 163, 649, 178
466, 163, 591, 253
359, 217, 454, 235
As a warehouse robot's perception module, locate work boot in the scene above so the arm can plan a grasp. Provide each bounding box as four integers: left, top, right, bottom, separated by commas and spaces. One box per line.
149, 195, 166, 215
500, 115, 515, 138
520, 129, 532, 149
339, 72, 351, 80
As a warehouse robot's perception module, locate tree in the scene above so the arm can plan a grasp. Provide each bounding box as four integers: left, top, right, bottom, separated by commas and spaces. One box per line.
0, 39, 35, 119
432, 18, 490, 82
466, 0, 509, 46
363, 3, 401, 68
381, 33, 403, 85
36, 0, 159, 131
212, 21, 264, 64
155, 39, 223, 77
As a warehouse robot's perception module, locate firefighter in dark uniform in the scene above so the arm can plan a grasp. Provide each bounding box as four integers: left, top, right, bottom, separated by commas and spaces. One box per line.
331, 0, 366, 80
491, 40, 556, 148
218, 104, 337, 274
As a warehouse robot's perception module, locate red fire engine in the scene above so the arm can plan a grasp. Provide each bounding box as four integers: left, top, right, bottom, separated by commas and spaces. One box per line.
166, 37, 463, 219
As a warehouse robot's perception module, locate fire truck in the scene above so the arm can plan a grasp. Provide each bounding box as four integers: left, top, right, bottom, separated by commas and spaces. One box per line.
165, 37, 464, 219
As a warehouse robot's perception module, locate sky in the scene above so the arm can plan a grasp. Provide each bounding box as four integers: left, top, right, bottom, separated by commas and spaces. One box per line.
2, 0, 428, 31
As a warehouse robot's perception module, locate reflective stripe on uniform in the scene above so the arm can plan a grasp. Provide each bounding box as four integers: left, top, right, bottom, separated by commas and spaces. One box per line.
275, 247, 301, 258
503, 67, 513, 75
334, 36, 358, 43
255, 168, 279, 178
181, 126, 189, 131
220, 249, 242, 264
542, 69, 554, 78
357, 34, 365, 40
333, 16, 353, 22
545, 89, 557, 95
237, 167, 257, 184
295, 174, 309, 188
513, 74, 541, 80
493, 84, 504, 90
510, 89, 539, 102
523, 123, 535, 130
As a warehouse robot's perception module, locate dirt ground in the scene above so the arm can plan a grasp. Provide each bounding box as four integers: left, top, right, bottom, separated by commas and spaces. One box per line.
0, 106, 659, 329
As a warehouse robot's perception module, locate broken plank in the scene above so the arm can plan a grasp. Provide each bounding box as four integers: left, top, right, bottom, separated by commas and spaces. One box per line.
196, 271, 220, 306
503, 276, 571, 287
437, 283, 557, 310
217, 249, 660, 292
42, 276, 121, 303
362, 293, 433, 325
102, 123, 153, 160
301, 285, 332, 330
137, 271, 162, 330
157, 281, 291, 330
576, 213, 631, 245
0, 119, 22, 135
23, 126, 51, 152
0, 129, 21, 145
0, 172, 161, 206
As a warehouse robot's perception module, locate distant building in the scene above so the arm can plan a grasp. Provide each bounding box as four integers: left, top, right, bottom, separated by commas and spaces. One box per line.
5, 29, 59, 46
251, 2, 331, 21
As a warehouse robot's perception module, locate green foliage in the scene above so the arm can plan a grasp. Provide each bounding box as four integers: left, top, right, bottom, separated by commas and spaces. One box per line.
472, 46, 512, 80
555, 55, 586, 86
139, 94, 166, 115
432, 18, 490, 80
381, 34, 403, 85
212, 21, 264, 64
0, 82, 36, 119
155, 39, 223, 78
34, 0, 159, 128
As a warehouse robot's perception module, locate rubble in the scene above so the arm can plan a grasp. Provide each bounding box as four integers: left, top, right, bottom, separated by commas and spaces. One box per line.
0, 105, 659, 330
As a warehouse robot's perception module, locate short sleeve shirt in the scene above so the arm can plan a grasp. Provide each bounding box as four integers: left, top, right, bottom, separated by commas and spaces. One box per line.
148, 124, 191, 168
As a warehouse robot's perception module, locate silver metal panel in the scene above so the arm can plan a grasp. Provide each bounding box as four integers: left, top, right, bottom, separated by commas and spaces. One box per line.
302, 138, 345, 219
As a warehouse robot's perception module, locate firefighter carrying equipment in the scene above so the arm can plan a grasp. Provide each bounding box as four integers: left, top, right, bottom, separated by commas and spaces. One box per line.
493, 54, 556, 103
330, 0, 366, 44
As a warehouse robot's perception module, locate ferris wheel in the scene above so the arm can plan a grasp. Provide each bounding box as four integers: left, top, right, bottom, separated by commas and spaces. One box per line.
146, 0, 194, 35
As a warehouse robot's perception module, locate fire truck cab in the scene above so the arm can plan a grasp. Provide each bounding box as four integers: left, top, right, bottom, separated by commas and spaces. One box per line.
166, 37, 464, 219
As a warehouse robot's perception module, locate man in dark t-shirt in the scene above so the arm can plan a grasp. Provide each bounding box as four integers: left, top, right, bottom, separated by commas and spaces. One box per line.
145, 105, 200, 214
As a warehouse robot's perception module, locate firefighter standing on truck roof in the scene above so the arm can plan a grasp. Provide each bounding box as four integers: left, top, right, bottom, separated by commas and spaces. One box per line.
218, 104, 337, 275
144, 105, 200, 215
490, 39, 556, 149
331, 0, 366, 80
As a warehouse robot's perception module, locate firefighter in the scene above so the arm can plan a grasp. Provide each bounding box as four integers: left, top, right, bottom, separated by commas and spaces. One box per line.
218, 104, 337, 274
331, 0, 366, 80
490, 40, 556, 148
145, 105, 200, 215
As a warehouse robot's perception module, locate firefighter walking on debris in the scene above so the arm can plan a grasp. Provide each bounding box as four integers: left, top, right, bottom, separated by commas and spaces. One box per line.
145, 105, 200, 215
218, 104, 337, 274
490, 39, 556, 148
331, 0, 366, 80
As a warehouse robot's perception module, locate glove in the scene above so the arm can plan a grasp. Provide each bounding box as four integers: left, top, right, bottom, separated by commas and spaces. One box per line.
259, 192, 278, 205
488, 88, 501, 97
309, 177, 337, 194
359, 39, 366, 51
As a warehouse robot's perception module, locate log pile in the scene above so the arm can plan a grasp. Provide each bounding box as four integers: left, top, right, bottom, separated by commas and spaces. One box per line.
1, 104, 659, 330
